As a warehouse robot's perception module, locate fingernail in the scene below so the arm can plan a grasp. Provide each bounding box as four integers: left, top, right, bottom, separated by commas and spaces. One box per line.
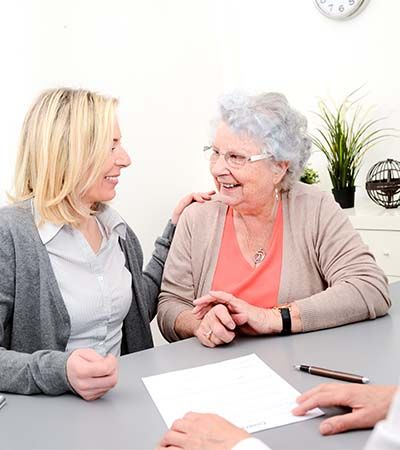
320, 423, 333, 435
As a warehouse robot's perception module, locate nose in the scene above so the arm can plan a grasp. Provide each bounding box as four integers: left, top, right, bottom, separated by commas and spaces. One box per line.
210, 152, 230, 176
115, 145, 131, 168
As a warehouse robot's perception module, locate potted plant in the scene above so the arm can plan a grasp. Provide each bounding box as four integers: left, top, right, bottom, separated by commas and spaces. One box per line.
300, 167, 319, 185
311, 89, 392, 208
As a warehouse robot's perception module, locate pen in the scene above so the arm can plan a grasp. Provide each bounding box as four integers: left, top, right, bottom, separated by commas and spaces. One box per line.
0, 394, 6, 410
294, 364, 370, 384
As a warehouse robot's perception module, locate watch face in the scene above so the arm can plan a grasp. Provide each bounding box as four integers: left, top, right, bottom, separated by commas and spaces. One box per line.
314, 0, 367, 20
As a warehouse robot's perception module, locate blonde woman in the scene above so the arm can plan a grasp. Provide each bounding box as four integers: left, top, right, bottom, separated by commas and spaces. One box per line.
0, 88, 213, 400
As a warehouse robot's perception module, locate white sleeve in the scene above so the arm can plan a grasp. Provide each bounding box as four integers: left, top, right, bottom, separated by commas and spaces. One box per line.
364, 388, 400, 450
232, 437, 272, 450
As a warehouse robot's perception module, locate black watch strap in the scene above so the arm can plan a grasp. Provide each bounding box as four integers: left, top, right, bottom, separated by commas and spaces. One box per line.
280, 307, 292, 335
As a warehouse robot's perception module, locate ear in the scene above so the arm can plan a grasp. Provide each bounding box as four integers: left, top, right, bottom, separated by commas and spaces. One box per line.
272, 161, 289, 185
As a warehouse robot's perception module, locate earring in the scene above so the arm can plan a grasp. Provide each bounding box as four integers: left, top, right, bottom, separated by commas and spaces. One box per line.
275, 187, 279, 202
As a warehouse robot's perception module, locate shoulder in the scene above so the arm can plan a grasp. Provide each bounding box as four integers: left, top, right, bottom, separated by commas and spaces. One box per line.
0, 202, 36, 256
179, 198, 227, 225
286, 181, 332, 201
0, 201, 34, 232
285, 182, 339, 213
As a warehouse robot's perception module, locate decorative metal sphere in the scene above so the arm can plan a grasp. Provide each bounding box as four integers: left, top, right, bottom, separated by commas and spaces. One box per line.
365, 159, 400, 208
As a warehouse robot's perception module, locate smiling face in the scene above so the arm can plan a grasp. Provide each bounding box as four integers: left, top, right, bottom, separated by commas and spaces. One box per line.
211, 122, 287, 214
82, 119, 131, 206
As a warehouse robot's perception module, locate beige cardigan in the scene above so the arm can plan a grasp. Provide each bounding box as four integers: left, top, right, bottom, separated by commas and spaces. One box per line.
157, 182, 391, 342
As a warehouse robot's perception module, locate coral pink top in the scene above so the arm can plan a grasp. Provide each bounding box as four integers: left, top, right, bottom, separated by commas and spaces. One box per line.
211, 203, 283, 308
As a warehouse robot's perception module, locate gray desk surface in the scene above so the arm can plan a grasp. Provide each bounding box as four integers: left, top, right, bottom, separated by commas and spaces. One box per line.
1, 282, 399, 450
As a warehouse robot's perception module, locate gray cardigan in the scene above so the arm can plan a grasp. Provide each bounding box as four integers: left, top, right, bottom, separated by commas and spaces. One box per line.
0, 201, 175, 395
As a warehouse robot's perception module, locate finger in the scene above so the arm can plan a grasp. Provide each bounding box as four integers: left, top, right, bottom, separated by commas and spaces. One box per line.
80, 388, 110, 401
191, 195, 206, 203
194, 328, 216, 348
192, 305, 213, 319
157, 447, 180, 450
209, 290, 236, 303
292, 391, 349, 416
75, 373, 118, 392
193, 294, 217, 306
171, 418, 189, 432
84, 359, 118, 378
212, 305, 236, 331
319, 411, 370, 435
232, 313, 248, 326
159, 430, 186, 447
296, 384, 330, 403
75, 348, 105, 363
209, 331, 226, 346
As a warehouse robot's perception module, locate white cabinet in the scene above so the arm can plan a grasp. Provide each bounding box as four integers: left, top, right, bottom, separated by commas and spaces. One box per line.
345, 198, 400, 281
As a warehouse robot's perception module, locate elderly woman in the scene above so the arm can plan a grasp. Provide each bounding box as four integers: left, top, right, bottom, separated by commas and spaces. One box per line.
0, 88, 212, 399
157, 92, 390, 347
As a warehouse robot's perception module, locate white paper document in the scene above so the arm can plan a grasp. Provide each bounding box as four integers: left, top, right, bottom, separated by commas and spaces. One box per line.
142, 353, 323, 433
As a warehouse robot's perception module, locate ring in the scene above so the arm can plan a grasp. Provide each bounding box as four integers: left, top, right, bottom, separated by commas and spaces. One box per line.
205, 329, 213, 339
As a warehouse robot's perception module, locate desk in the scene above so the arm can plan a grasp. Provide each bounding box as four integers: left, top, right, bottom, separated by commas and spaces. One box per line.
2, 282, 399, 450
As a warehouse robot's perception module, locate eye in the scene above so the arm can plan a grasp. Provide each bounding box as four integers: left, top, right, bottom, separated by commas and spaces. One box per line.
212, 147, 220, 156
227, 152, 246, 163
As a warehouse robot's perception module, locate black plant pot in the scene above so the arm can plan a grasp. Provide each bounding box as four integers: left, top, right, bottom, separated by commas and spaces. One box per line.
332, 186, 355, 208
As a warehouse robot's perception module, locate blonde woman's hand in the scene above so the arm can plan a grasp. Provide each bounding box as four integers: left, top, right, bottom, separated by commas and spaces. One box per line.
171, 191, 215, 225
66, 349, 118, 401
194, 291, 281, 335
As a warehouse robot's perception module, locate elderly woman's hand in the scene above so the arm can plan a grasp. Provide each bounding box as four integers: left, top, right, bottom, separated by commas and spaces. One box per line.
193, 291, 282, 336
171, 191, 215, 225
193, 302, 245, 347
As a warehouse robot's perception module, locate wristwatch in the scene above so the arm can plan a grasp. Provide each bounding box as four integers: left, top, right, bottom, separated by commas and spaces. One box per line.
279, 307, 292, 335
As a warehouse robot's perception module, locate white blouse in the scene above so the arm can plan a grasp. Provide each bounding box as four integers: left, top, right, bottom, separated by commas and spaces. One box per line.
36, 204, 132, 357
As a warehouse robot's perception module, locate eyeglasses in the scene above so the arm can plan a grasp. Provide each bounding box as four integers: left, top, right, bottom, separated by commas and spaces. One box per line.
203, 145, 268, 169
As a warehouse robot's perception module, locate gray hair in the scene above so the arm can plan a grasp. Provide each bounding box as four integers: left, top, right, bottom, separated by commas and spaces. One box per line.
214, 91, 311, 190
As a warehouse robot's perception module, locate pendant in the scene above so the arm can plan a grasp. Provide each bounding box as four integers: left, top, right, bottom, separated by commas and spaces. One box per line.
254, 248, 266, 265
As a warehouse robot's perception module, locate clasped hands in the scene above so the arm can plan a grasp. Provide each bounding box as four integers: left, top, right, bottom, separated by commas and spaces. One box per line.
192, 291, 282, 348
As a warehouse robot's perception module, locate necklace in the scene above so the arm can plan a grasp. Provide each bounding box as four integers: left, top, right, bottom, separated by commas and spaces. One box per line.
242, 226, 268, 266
253, 248, 266, 265
237, 190, 280, 267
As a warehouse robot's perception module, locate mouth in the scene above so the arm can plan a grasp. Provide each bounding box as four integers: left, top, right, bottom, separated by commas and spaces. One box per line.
104, 175, 119, 185
220, 182, 241, 189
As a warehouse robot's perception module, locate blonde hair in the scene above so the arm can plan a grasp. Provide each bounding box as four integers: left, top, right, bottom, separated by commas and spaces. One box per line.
11, 88, 118, 225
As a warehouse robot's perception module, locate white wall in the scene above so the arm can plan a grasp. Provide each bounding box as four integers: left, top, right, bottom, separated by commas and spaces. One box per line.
1, 0, 400, 344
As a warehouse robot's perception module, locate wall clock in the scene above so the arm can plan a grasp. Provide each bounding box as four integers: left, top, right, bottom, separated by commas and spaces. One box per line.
314, 0, 369, 20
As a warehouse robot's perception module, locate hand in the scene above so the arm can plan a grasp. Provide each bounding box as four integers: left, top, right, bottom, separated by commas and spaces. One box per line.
66, 349, 119, 401
193, 303, 245, 348
157, 412, 250, 450
193, 291, 281, 335
292, 383, 397, 435
171, 191, 215, 224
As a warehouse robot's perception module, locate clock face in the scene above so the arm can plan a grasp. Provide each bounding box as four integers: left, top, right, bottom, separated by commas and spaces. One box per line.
314, 0, 368, 20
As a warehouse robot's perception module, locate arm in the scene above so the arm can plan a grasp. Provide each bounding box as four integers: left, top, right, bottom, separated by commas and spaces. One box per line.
125, 192, 213, 323
294, 192, 390, 332
157, 208, 197, 341
0, 225, 71, 395
122, 220, 176, 323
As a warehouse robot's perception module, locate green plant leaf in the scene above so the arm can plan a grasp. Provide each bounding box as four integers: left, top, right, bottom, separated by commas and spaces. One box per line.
311, 88, 397, 190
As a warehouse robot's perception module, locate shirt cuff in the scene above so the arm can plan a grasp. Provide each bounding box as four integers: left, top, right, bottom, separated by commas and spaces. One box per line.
232, 437, 272, 450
